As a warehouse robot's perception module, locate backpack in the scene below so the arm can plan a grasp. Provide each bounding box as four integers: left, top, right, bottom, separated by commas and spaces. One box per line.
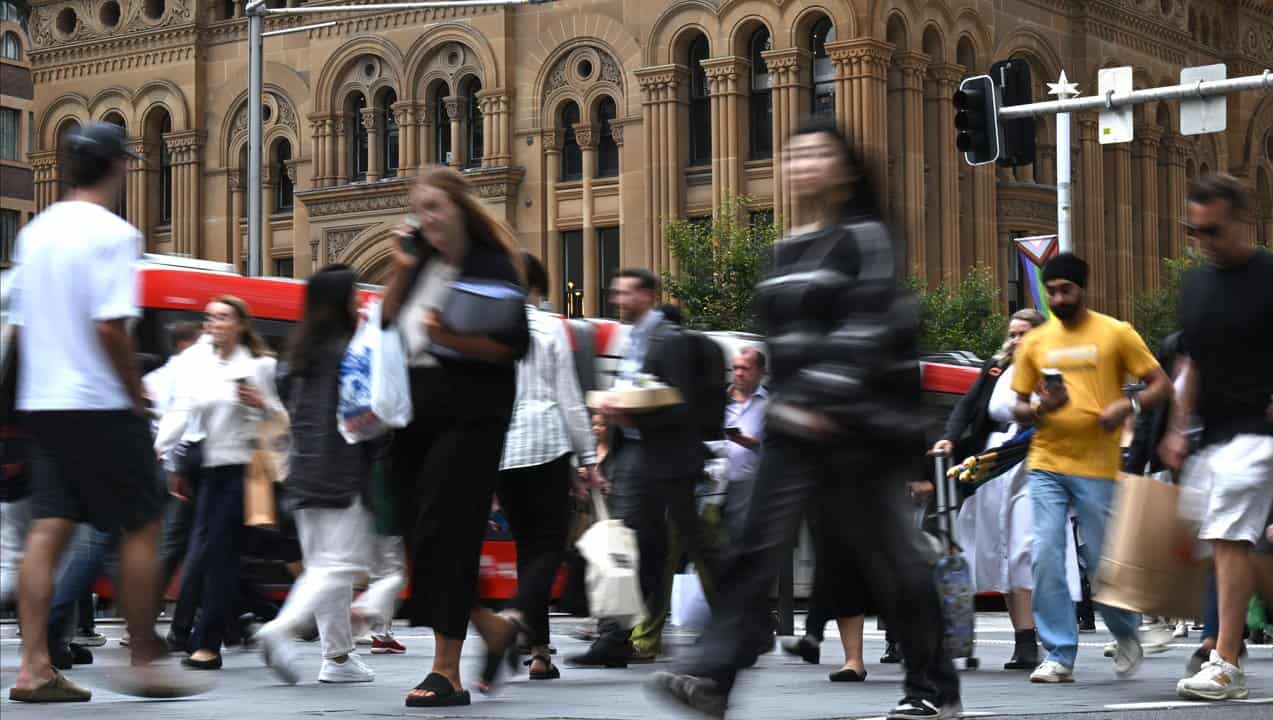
681, 329, 727, 442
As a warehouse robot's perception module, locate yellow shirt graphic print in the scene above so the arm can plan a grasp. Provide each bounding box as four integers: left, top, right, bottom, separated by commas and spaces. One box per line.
1012, 312, 1159, 480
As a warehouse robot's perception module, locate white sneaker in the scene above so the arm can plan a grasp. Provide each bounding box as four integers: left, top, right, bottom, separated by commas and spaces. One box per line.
1176, 650, 1248, 701
1113, 635, 1144, 679
1141, 624, 1173, 655
1173, 620, 1189, 639
1103, 641, 1117, 658
1029, 661, 1074, 683
258, 628, 300, 685
319, 654, 374, 684
354, 632, 374, 646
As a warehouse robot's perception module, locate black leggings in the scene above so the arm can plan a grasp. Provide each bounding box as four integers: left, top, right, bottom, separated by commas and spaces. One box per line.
498, 455, 572, 647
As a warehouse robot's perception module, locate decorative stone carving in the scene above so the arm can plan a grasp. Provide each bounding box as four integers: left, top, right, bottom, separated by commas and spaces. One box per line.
300, 183, 412, 218
468, 166, 525, 201
609, 123, 624, 146
284, 159, 299, 184
31, 0, 196, 49
392, 102, 416, 128
544, 45, 624, 102
444, 96, 466, 123
360, 107, 378, 131
231, 92, 299, 147
325, 226, 369, 263
541, 128, 562, 152
573, 124, 596, 150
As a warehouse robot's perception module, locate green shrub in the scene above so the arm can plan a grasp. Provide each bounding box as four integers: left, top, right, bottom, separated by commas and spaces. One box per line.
907, 266, 1007, 361
1132, 249, 1205, 356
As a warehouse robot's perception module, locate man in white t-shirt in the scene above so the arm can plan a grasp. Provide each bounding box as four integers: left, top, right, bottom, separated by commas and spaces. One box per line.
8, 123, 204, 703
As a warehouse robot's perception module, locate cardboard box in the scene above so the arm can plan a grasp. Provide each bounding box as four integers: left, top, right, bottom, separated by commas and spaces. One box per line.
586, 386, 683, 411
1094, 473, 1207, 619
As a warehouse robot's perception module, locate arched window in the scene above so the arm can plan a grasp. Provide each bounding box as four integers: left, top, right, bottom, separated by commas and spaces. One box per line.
433, 84, 451, 165
379, 88, 398, 177
560, 101, 582, 182
103, 113, 127, 216
56, 119, 80, 201
688, 34, 711, 167
748, 28, 773, 160
348, 92, 367, 181
597, 96, 618, 178
810, 18, 835, 118
274, 139, 293, 212
222, 0, 236, 20
461, 77, 483, 169
0, 31, 20, 60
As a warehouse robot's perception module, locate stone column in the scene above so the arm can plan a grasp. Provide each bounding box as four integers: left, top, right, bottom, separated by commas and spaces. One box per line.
392, 102, 416, 174
261, 165, 276, 273
361, 107, 381, 182
477, 90, 510, 168
895, 51, 928, 279
126, 139, 147, 229
1162, 137, 1188, 258
576, 124, 599, 317
699, 58, 745, 217
1108, 143, 1134, 319
827, 39, 891, 202
974, 164, 999, 285
929, 63, 962, 281
30, 152, 56, 212
444, 96, 465, 168
228, 174, 244, 271
637, 65, 687, 275
334, 117, 349, 184
308, 117, 326, 187
543, 129, 562, 300
1078, 118, 1107, 310
1134, 127, 1163, 291
165, 131, 202, 257
762, 48, 807, 229
418, 106, 435, 166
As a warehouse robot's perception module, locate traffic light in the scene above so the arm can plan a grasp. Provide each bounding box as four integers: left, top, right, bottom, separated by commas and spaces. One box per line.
991, 59, 1036, 167
953, 75, 1000, 165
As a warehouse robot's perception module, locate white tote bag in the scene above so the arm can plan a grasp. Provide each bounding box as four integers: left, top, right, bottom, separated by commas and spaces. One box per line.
338, 302, 413, 444
575, 490, 647, 626
670, 571, 711, 628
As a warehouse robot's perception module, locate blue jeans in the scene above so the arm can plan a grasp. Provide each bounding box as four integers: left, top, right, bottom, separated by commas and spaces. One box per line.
48, 525, 117, 644
1030, 470, 1140, 668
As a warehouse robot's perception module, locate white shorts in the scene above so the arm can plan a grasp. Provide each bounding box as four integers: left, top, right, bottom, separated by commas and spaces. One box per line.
1194, 435, 1273, 545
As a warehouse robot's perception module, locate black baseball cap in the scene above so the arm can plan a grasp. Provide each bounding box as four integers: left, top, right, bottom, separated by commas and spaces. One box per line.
64, 122, 140, 162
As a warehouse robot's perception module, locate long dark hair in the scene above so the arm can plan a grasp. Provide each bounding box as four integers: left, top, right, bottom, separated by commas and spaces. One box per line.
288, 264, 357, 376
791, 115, 884, 222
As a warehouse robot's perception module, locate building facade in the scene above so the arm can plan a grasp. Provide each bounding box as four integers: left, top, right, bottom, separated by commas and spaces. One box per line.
1, 0, 33, 267
22, 0, 1273, 317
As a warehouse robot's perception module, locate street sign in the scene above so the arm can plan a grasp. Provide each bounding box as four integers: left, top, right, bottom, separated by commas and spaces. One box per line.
1180, 64, 1227, 136
1098, 66, 1134, 144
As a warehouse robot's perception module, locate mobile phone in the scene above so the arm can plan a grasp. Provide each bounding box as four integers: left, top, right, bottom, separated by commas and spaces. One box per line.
1042, 368, 1064, 389
400, 216, 423, 257
724, 426, 742, 436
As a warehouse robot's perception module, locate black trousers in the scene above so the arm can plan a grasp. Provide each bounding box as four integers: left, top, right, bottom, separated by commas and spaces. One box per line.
184, 464, 245, 653
684, 433, 959, 705
600, 441, 719, 643
498, 455, 572, 647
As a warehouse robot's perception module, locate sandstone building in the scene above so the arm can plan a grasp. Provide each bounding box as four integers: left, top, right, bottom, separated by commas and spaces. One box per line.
22, 0, 1273, 317
1, 0, 32, 268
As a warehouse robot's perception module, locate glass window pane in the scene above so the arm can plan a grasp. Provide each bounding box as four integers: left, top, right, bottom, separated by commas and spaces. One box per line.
597, 97, 618, 178
561, 229, 584, 318
0, 108, 18, 161
351, 93, 368, 181
434, 89, 451, 165
560, 103, 581, 182
598, 227, 620, 318
0, 209, 18, 265
466, 81, 483, 169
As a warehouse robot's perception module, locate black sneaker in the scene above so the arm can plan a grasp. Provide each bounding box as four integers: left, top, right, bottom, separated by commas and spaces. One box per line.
781, 635, 821, 665
565, 639, 629, 669
880, 640, 903, 664
646, 671, 727, 719
886, 697, 956, 719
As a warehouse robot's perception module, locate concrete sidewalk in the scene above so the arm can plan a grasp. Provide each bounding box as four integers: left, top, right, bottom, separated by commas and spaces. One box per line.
2, 614, 1271, 719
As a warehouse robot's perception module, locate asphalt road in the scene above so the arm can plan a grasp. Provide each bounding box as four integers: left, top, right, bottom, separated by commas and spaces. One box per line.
2, 614, 1272, 719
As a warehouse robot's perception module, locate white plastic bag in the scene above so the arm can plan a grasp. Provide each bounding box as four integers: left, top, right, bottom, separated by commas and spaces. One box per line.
338, 302, 412, 444
670, 571, 711, 628
575, 490, 647, 626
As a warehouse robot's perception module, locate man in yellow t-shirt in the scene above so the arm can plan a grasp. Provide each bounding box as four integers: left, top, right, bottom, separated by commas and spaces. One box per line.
1009, 253, 1171, 685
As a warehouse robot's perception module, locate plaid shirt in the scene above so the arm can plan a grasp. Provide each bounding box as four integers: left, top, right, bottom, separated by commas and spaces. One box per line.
500, 307, 597, 470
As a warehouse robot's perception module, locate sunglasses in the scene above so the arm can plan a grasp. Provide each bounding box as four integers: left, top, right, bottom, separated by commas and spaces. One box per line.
1182, 222, 1222, 238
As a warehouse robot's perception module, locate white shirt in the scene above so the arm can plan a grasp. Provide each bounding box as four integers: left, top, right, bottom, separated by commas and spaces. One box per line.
11, 201, 141, 411
400, 258, 458, 368
500, 306, 597, 470
723, 385, 768, 486
154, 344, 285, 468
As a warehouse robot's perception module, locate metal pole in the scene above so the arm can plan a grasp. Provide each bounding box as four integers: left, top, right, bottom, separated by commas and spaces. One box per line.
247, 0, 264, 277
1049, 72, 1078, 254
1001, 69, 1272, 120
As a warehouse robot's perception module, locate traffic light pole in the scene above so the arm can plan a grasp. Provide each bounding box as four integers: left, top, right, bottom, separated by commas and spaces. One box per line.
243, 0, 551, 276
1051, 74, 1076, 254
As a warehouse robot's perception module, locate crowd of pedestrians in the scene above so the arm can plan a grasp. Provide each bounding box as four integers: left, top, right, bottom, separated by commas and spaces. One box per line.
0, 117, 1271, 720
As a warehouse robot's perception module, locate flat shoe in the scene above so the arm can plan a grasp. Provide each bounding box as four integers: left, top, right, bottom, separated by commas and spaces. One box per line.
405, 672, 470, 708
829, 668, 867, 682
181, 655, 223, 671
528, 654, 561, 680
8, 672, 92, 703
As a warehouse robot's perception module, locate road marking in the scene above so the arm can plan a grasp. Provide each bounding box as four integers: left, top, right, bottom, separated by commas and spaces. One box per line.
1106, 698, 1273, 710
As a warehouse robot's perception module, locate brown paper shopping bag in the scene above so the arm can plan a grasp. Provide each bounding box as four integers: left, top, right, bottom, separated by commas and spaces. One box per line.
244, 449, 278, 528
1094, 473, 1207, 619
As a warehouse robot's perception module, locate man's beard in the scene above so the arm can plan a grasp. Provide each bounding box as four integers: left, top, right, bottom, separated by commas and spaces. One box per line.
1050, 302, 1078, 321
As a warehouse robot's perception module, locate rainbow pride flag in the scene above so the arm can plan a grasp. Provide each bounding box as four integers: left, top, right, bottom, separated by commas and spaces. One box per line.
1014, 235, 1059, 319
